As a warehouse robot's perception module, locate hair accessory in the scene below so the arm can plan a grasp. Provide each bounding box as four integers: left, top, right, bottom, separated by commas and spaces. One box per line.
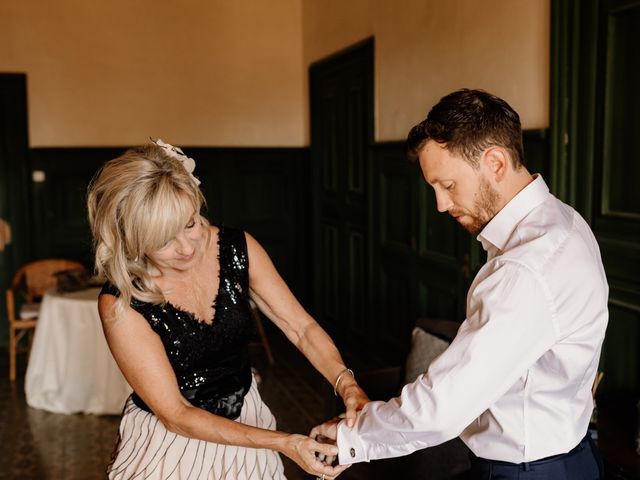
150, 138, 201, 186
334, 367, 354, 397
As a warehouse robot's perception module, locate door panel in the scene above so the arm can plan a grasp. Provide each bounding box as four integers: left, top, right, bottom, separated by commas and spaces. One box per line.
551, 0, 640, 395
310, 39, 374, 357
0, 73, 30, 346
374, 143, 470, 363
371, 130, 548, 364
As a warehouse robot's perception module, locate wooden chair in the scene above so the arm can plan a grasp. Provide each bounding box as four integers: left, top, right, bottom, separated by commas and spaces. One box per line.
6, 258, 85, 381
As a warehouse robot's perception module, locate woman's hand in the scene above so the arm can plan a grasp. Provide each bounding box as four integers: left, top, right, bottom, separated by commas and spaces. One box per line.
310, 416, 341, 467
336, 377, 369, 427
280, 433, 349, 478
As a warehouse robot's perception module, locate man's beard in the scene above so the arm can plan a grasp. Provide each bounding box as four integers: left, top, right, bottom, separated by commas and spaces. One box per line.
459, 177, 501, 236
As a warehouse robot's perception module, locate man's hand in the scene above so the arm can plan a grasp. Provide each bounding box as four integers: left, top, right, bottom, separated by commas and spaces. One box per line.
310, 416, 340, 445
279, 432, 348, 478
310, 416, 344, 471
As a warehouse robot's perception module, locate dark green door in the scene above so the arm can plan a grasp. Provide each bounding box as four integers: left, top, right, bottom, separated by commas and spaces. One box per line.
309, 39, 374, 356
372, 140, 481, 365
0, 73, 31, 346
551, 0, 640, 394
592, 0, 640, 393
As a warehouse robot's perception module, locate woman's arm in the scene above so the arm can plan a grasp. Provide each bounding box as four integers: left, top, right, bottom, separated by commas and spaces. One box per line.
245, 232, 369, 425
98, 293, 346, 477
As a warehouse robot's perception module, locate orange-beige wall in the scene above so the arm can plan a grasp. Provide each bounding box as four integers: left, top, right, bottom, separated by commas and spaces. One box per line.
1, 0, 549, 147
0, 0, 305, 147
303, 0, 550, 141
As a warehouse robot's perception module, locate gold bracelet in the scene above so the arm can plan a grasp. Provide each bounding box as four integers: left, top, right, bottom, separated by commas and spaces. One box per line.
334, 368, 354, 397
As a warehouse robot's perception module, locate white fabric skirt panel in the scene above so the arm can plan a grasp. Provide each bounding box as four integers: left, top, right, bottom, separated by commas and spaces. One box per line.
108, 378, 286, 480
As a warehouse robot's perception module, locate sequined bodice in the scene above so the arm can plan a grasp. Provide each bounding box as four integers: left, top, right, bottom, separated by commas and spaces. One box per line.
101, 226, 255, 419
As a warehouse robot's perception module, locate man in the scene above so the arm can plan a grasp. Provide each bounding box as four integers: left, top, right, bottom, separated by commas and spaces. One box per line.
312, 89, 608, 479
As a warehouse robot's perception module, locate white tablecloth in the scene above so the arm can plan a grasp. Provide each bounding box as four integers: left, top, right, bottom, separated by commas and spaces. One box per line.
25, 287, 132, 415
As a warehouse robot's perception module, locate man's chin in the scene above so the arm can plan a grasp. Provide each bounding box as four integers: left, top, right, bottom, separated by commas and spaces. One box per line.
458, 218, 484, 236
465, 226, 483, 236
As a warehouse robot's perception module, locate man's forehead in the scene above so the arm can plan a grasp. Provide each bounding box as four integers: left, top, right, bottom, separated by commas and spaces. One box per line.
419, 141, 452, 184
420, 140, 451, 161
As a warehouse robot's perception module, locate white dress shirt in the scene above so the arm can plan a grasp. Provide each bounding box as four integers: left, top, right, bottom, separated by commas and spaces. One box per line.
337, 175, 609, 464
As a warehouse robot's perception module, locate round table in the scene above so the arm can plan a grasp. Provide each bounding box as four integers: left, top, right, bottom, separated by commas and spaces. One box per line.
25, 287, 131, 415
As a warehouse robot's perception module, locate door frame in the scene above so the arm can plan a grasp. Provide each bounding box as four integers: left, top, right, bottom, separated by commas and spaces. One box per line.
309, 38, 375, 356
0, 73, 31, 346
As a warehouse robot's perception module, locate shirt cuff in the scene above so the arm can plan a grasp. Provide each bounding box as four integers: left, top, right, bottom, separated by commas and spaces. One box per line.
337, 412, 368, 465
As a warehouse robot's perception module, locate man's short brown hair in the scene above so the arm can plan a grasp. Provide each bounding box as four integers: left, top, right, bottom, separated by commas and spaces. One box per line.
406, 89, 524, 169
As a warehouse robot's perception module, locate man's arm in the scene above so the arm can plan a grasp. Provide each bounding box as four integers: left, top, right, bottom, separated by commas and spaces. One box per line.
317, 262, 558, 464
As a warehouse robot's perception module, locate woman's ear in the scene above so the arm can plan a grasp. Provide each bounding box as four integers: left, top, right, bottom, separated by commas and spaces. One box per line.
481, 147, 509, 182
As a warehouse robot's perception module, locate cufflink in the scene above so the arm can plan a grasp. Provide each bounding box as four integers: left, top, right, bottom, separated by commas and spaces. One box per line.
350, 448, 356, 458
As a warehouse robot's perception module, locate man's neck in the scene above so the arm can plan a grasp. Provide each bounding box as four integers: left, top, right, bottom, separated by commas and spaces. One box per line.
497, 168, 535, 212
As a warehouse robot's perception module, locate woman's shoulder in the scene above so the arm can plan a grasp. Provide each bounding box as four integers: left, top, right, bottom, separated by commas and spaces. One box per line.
216, 225, 268, 259
215, 223, 248, 248
214, 223, 244, 236
100, 282, 120, 297
99, 282, 150, 311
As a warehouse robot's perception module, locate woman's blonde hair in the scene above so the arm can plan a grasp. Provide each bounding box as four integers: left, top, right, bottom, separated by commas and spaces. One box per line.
87, 143, 209, 317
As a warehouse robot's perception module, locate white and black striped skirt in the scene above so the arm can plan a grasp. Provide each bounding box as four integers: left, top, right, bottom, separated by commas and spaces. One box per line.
107, 378, 286, 479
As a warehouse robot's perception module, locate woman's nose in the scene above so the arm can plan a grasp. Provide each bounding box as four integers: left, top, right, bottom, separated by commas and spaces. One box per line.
174, 234, 193, 255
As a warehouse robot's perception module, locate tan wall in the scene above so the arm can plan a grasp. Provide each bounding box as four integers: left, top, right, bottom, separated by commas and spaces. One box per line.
303, 0, 550, 140
0, 0, 305, 147
2, 1, 549, 147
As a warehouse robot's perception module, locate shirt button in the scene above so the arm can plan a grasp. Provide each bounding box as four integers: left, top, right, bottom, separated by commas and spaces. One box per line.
350, 448, 356, 458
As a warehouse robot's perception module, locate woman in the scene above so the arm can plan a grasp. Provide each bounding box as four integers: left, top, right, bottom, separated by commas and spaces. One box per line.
87, 140, 368, 479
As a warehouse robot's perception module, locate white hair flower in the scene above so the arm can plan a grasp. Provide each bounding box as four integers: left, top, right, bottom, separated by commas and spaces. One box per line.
150, 138, 201, 186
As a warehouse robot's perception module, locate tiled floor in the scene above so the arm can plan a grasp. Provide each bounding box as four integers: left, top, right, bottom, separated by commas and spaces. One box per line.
4, 331, 640, 479
0, 330, 374, 480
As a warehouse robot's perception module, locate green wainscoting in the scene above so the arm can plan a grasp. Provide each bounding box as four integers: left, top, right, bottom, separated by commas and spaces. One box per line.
362, 130, 551, 367
372, 142, 464, 365
29, 148, 120, 266
0, 74, 30, 350
191, 147, 311, 305
3, 146, 309, 346
309, 39, 375, 363
551, 0, 640, 396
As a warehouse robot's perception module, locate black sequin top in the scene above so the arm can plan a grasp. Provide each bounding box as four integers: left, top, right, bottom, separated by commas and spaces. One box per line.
101, 226, 255, 420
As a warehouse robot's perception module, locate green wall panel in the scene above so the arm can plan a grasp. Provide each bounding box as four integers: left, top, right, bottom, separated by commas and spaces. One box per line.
309, 39, 375, 361
601, 304, 640, 393
551, 0, 640, 395
366, 129, 550, 365
21, 146, 309, 332
0, 74, 30, 348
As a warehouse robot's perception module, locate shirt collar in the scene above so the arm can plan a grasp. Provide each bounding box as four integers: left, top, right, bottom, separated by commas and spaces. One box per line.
477, 174, 549, 252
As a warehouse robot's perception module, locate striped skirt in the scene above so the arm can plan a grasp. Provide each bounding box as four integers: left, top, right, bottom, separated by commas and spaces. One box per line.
107, 378, 286, 479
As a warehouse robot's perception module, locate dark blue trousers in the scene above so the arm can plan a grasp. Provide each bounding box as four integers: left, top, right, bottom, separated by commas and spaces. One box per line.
469, 435, 604, 479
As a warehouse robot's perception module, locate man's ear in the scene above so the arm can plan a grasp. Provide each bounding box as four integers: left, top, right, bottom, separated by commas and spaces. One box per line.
481, 147, 509, 182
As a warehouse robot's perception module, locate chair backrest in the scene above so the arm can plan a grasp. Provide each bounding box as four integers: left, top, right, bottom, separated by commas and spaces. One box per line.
404, 318, 461, 385
414, 318, 460, 343
10, 259, 86, 303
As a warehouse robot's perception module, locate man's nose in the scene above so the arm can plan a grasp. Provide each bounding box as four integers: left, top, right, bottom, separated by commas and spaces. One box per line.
435, 191, 452, 213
